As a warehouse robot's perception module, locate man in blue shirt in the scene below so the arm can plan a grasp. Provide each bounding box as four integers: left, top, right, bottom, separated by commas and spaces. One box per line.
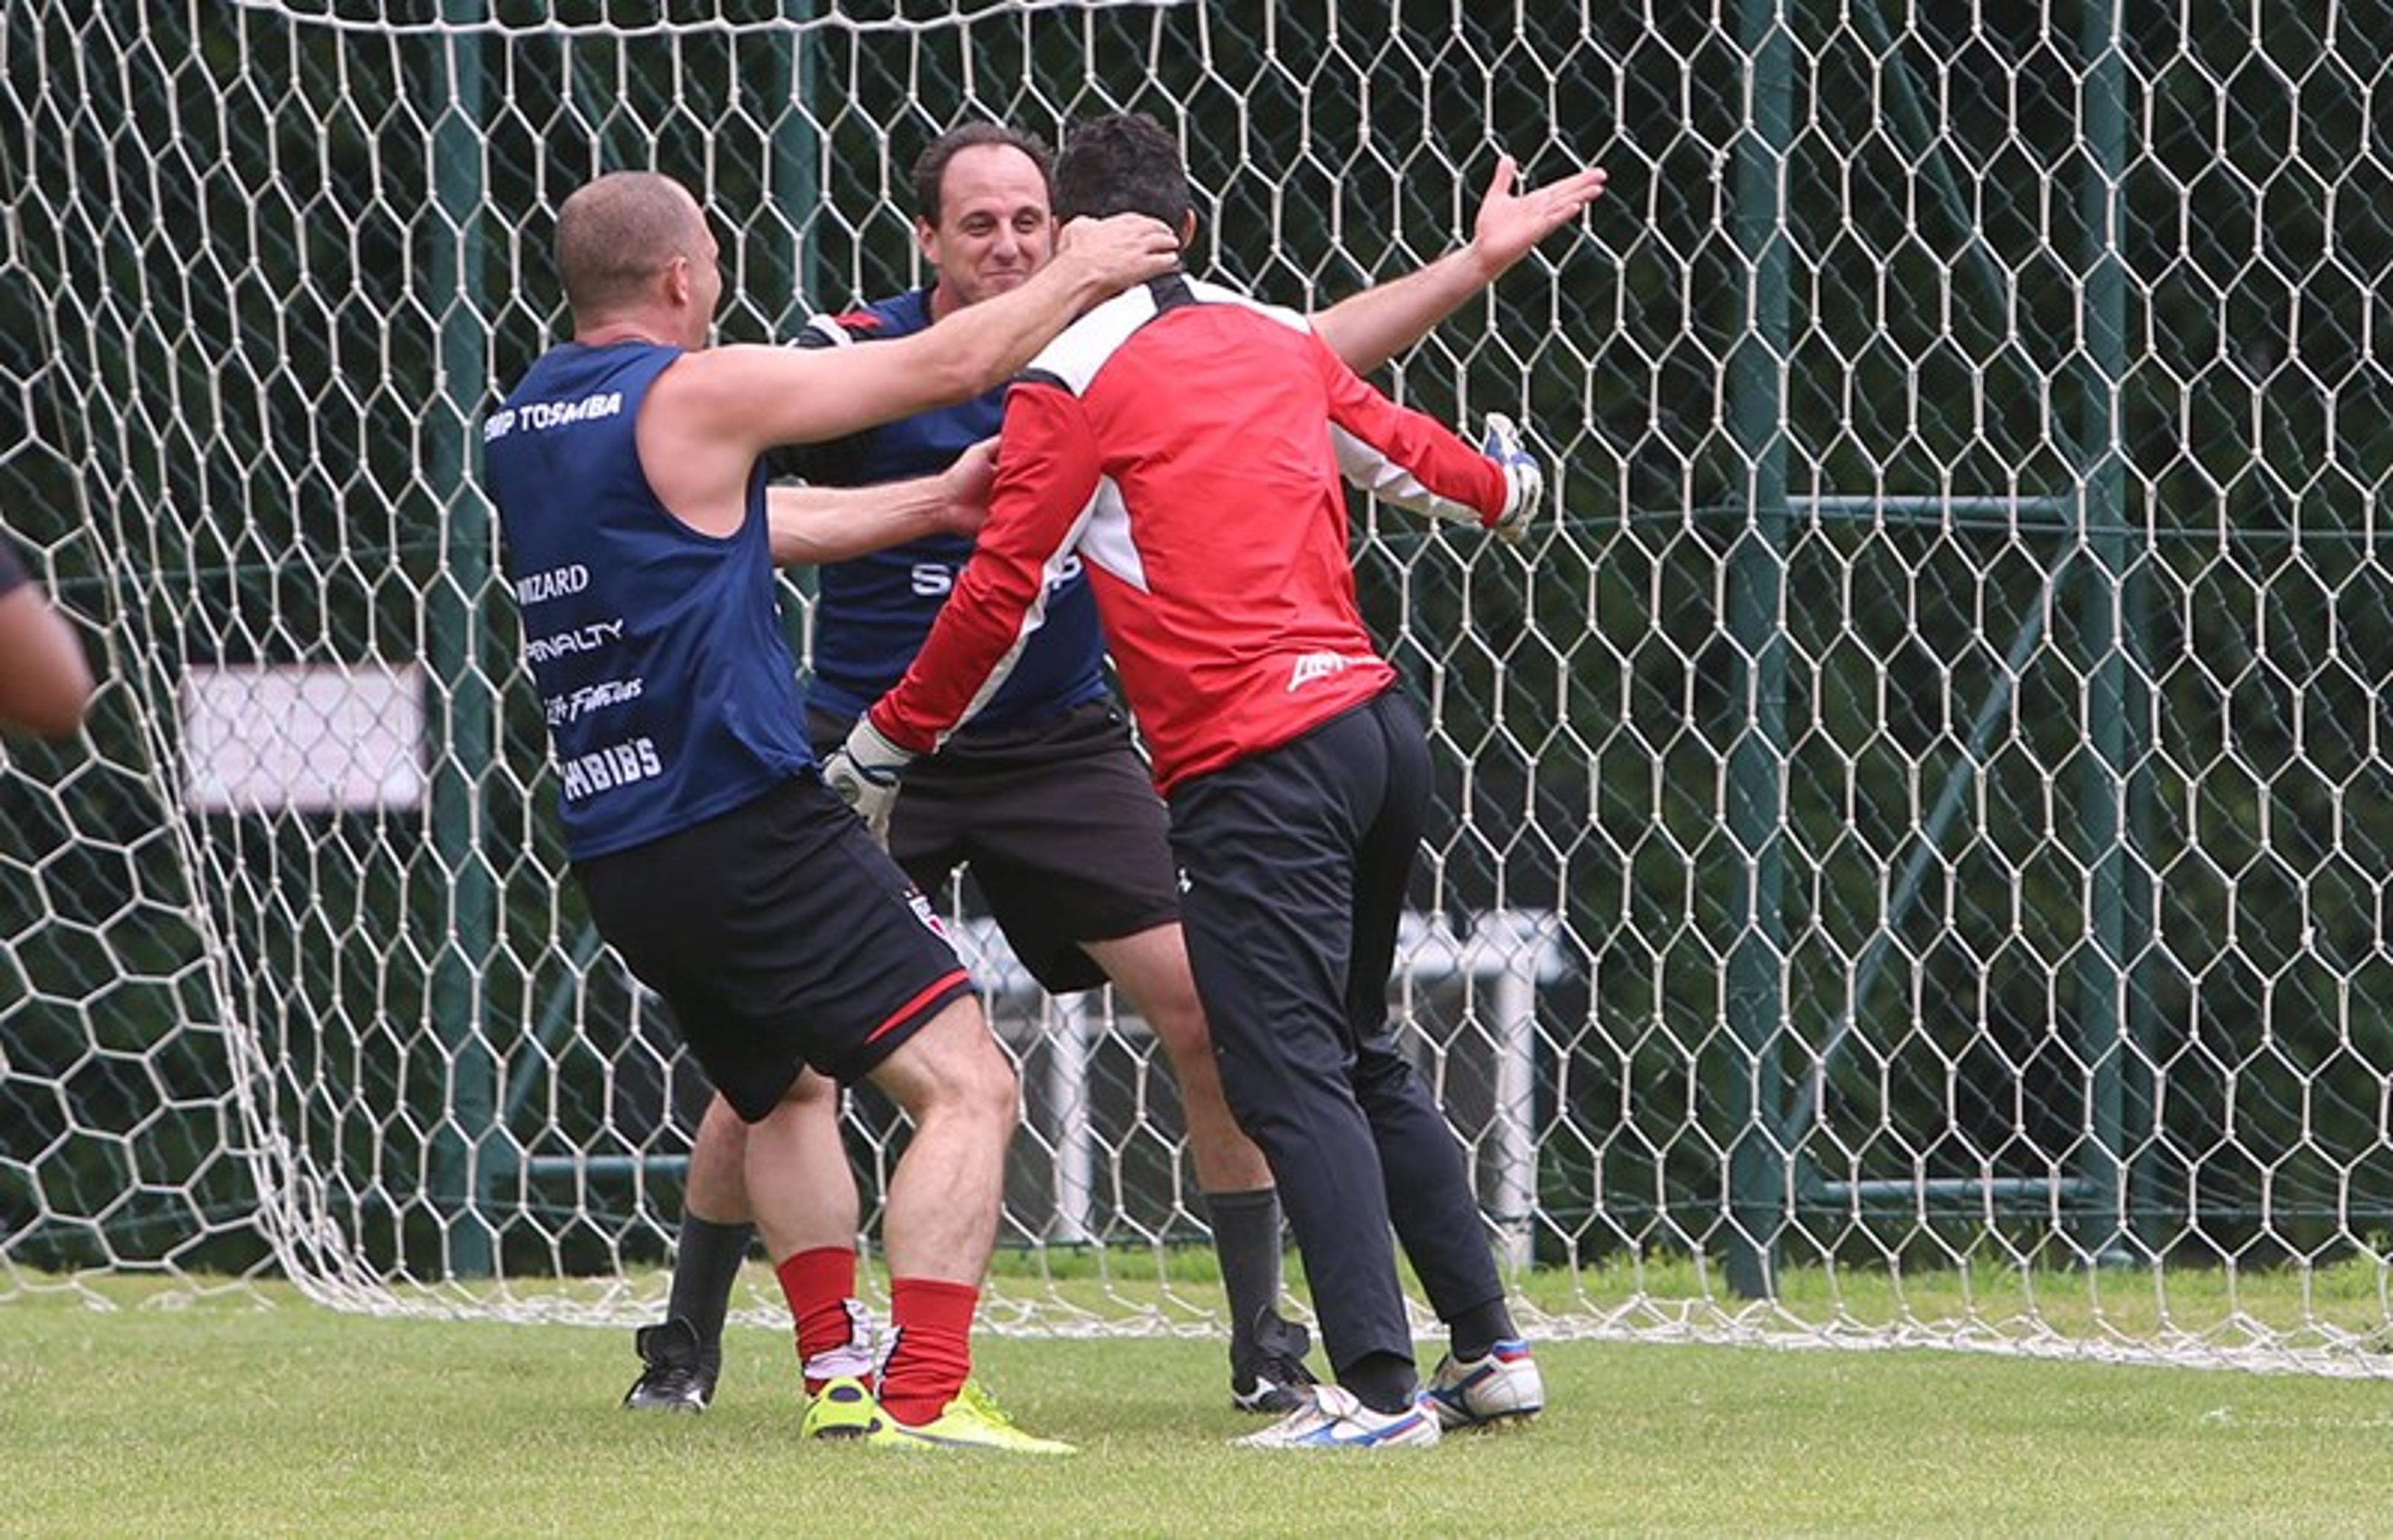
623, 126, 1608, 1422
487, 168, 1178, 1452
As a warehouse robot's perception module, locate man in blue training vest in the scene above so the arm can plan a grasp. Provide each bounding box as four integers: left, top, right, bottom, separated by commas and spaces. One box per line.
484, 168, 1178, 1453
620, 126, 1608, 1422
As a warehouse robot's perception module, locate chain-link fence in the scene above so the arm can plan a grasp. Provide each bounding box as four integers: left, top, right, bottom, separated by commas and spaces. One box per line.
4, 0, 2391, 1368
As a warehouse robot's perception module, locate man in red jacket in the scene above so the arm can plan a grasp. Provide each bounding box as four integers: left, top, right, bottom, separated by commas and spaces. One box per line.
828, 112, 1552, 1449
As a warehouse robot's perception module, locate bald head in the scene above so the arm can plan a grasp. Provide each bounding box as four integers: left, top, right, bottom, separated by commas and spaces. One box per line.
555, 171, 707, 318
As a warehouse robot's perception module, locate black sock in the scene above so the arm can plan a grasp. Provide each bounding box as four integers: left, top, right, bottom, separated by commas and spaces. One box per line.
1446, 1296, 1517, 1364
667, 1213, 752, 1368
1204, 1187, 1284, 1363
1339, 1351, 1419, 1415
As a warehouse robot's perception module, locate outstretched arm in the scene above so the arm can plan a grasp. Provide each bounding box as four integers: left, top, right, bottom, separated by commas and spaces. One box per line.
1311, 334, 1542, 541
767, 439, 995, 568
1309, 154, 1608, 374
666, 212, 1178, 457
636, 212, 1175, 541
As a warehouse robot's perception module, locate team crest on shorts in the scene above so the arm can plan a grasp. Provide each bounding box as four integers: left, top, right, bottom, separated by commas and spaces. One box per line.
905, 888, 948, 939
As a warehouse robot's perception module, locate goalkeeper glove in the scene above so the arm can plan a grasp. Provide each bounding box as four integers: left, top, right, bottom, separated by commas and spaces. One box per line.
1480, 412, 1545, 545
819, 715, 914, 847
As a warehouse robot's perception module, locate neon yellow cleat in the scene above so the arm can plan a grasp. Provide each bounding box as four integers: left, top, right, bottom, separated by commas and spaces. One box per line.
866, 1379, 1077, 1455
800, 1375, 884, 1440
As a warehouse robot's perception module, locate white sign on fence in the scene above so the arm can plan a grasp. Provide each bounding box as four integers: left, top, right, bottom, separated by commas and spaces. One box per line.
179, 662, 426, 815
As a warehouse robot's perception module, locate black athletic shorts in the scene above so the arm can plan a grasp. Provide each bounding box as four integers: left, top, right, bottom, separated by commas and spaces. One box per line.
809, 701, 1180, 995
573, 775, 975, 1123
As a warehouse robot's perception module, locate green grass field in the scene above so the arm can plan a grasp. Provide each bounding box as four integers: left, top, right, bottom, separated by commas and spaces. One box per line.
7, 1278, 2392, 1538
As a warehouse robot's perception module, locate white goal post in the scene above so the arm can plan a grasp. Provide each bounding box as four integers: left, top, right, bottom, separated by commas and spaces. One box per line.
5, 0, 2393, 1378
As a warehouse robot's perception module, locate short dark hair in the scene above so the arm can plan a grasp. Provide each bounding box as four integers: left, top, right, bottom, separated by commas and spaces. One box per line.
1053, 112, 1190, 231
910, 121, 1054, 224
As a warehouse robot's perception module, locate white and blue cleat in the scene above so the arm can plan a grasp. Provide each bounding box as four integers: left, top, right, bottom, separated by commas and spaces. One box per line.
1231, 1384, 1441, 1450
1422, 1338, 1544, 1430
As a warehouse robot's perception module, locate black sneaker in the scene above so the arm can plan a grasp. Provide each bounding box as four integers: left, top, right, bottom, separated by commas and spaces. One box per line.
622, 1317, 716, 1412
1230, 1310, 1319, 1415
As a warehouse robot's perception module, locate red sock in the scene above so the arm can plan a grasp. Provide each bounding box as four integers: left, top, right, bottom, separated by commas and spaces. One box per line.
775, 1247, 862, 1396
877, 1276, 978, 1427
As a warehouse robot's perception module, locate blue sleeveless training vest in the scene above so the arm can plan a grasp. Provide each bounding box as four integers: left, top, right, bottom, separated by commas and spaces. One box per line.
483, 340, 812, 860
793, 288, 1111, 728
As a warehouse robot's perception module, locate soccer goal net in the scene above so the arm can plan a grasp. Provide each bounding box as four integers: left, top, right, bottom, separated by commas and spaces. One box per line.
6, 0, 2392, 1376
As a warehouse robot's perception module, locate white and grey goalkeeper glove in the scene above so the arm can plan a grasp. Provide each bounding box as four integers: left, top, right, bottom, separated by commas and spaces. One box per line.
1481, 412, 1545, 545
819, 716, 914, 847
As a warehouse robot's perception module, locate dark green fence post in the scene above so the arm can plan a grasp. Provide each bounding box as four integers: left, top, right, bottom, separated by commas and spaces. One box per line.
772, 7, 818, 335
427, 0, 498, 1278
2073, 0, 2136, 1268
1723, 0, 1793, 1300
773, 7, 819, 656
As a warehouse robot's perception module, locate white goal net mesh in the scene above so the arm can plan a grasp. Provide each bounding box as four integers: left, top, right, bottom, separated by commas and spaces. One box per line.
6, 0, 2393, 1375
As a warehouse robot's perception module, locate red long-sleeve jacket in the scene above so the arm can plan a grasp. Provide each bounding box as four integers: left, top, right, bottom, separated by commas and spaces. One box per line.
868, 273, 1511, 794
